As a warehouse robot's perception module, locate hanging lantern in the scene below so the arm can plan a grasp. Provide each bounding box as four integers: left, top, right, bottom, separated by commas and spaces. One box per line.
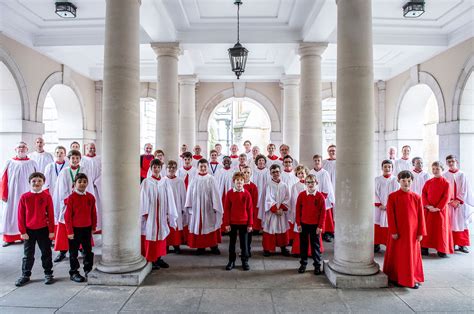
228, 0, 249, 79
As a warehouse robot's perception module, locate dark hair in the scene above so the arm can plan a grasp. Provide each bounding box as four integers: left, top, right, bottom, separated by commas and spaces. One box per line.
397, 170, 413, 180
283, 155, 293, 162
381, 159, 393, 167
401, 145, 411, 150
74, 173, 88, 183
243, 140, 252, 145
68, 149, 81, 159
29, 172, 45, 183
312, 154, 322, 160
239, 153, 247, 158
70, 141, 80, 148
150, 159, 163, 168
182, 152, 193, 159
198, 158, 209, 165
411, 157, 422, 165
154, 149, 165, 156
55, 146, 67, 153
232, 172, 245, 181
269, 164, 281, 171
445, 154, 457, 161
167, 160, 178, 168
254, 154, 267, 166
431, 161, 444, 171
210, 149, 218, 155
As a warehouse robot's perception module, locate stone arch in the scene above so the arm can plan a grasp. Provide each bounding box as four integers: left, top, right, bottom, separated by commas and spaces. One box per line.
452, 54, 474, 121
0, 47, 31, 121
198, 87, 281, 133
394, 70, 446, 130
36, 71, 87, 128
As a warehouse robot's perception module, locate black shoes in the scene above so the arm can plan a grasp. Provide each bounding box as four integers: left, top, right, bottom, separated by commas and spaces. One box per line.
456, 246, 469, 253
298, 265, 306, 273
70, 273, 85, 283
280, 247, 290, 257
374, 244, 381, 253
314, 267, 322, 275
210, 246, 221, 255
412, 283, 420, 289
437, 252, 448, 258
322, 233, 332, 243
242, 261, 250, 271
44, 275, 54, 285
196, 248, 206, 255
421, 248, 429, 256
173, 246, 181, 254
156, 258, 169, 269
15, 276, 30, 287
54, 252, 67, 263
225, 261, 235, 271
2, 242, 12, 247
263, 250, 271, 257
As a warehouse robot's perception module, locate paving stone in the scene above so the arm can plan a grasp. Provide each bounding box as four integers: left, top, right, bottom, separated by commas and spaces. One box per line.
198, 288, 274, 313
0, 306, 57, 313
57, 286, 136, 313
272, 288, 348, 313
394, 287, 474, 312
122, 287, 202, 312
339, 289, 413, 313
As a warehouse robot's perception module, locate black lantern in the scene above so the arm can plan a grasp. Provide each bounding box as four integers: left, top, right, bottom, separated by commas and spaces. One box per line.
228, 0, 248, 79
403, 1, 425, 18
55, 2, 77, 18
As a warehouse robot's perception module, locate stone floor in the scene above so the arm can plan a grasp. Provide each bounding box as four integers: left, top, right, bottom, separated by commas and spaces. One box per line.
0, 234, 472, 313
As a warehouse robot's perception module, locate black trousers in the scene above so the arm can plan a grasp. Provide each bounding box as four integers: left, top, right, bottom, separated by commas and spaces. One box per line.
22, 227, 53, 277
68, 226, 94, 276
228, 225, 249, 262
247, 232, 253, 255
299, 223, 321, 267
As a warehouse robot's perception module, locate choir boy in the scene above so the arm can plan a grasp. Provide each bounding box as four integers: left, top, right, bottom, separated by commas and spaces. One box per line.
178, 144, 188, 168
237, 153, 248, 172
252, 155, 269, 233
388, 146, 397, 160
250, 146, 261, 169
394, 145, 412, 175
215, 143, 224, 163
64, 173, 97, 282
383, 170, 426, 289
411, 157, 430, 196
165, 160, 187, 254
15, 172, 55, 286
443, 155, 473, 253
322, 145, 336, 194
224, 172, 253, 271
1, 142, 38, 246
278, 144, 298, 168
44, 146, 69, 196
140, 159, 178, 269
374, 160, 400, 253
177, 152, 197, 190
263, 164, 290, 257
421, 161, 453, 257
281, 155, 299, 187
215, 156, 235, 232
229, 144, 240, 169
192, 145, 204, 168
209, 150, 222, 176
243, 140, 253, 161
70, 141, 80, 152
295, 174, 326, 275
29, 137, 54, 173
242, 166, 258, 255
185, 159, 223, 255
266, 144, 279, 167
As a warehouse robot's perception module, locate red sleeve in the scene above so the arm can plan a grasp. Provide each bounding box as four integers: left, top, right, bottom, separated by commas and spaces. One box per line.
1, 169, 8, 202
280, 204, 288, 211
223, 191, 232, 226
386, 194, 398, 235
321, 192, 328, 199
270, 204, 278, 213
46, 194, 55, 233
252, 185, 258, 211
17, 195, 26, 235
64, 196, 74, 235
91, 195, 97, 231
374, 203, 382, 207
417, 195, 427, 236
295, 193, 302, 226
246, 194, 253, 227
435, 181, 450, 211
421, 182, 429, 208
318, 195, 327, 228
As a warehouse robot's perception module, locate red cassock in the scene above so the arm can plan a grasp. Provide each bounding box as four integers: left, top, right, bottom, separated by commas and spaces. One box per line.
244, 182, 261, 231
383, 189, 426, 288
421, 177, 453, 254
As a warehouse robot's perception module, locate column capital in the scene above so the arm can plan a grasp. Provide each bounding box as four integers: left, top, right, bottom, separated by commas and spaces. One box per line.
151, 42, 182, 58
376, 80, 386, 91
280, 74, 300, 87
178, 74, 198, 85
298, 42, 328, 58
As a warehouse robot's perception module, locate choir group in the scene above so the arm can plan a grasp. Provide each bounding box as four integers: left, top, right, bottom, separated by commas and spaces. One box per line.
1, 137, 472, 290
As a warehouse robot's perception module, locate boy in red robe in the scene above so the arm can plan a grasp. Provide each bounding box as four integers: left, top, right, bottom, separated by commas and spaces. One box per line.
295, 174, 326, 275
223, 172, 253, 271
64, 173, 97, 283
421, 161, 453, 257
383, 170, 426, 289
15, 172, 55, 286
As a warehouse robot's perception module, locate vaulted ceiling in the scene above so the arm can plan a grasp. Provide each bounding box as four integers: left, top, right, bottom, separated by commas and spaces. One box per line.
1, 0, 472, 81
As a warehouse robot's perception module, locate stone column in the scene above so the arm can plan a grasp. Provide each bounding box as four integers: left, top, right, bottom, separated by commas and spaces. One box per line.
298, 42, 327, 166
376, 80, 386, 173
89, 0, 150, 285
325, 0, 387, 288
281, 75, 300, 161
179, 75, 198, 148
151, 43, 181, 160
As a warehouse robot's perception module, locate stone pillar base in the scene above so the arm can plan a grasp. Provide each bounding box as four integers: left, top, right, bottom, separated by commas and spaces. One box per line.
87, 263, 151, 286
324, 261, 388, 289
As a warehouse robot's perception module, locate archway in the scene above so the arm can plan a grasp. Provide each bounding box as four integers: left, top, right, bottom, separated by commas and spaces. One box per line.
140, 97, 157, 150
42, 84, 84, 152
0, 61, 23, 166
458, 70, 474, 179
397, 84, 439, 170
208, 97, 271, 155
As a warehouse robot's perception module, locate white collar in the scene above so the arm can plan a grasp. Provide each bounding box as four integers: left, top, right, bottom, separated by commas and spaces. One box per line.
306, 190, 317, 196
30, 189, 42, 194
74, 190, 86, 195
233, 188, 244, 193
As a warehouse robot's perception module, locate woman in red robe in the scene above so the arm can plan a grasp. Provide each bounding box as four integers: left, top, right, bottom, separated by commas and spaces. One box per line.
383, 170, 426, 289
421, 161, 453, 257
